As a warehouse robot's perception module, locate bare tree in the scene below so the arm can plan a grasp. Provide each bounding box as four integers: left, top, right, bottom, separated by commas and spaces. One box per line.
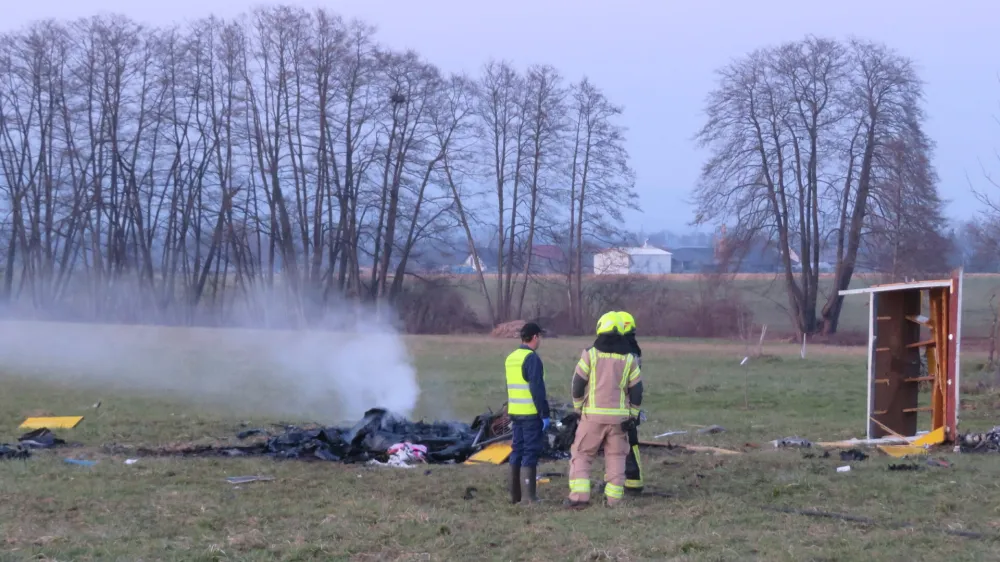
566, 78, 638, 331
0, 7, 638, 334
693, 35, 939, 336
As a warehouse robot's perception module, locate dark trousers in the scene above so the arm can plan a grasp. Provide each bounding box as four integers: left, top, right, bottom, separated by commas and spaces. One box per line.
625, 423, 643, 490
509, 416, 544, 468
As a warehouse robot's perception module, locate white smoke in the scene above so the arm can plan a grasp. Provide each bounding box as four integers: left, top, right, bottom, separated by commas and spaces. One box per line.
0, 297, 421, 424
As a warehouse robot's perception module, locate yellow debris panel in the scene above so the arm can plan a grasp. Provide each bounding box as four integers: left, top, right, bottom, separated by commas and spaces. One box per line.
19, 416, 84, 429
912, 427, 945, 446
878, 445, 928, 458
464, 442, 512, 465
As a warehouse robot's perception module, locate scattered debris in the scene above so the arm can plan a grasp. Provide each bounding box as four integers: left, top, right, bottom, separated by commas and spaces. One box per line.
0, 444, 30, 461
19, 428, 66, 449
697, 425, 726, 435
888, 463, 921, 471
226, 475, 274, 484
803, 451, 830, 459
679, 445, 743, 456
836, 465, 851, 473
124, 459, 139, 465
839, 449, 869, 461
0, 428, 69, 461
19, 416, 84, 430
761, 505, 993, 540
137, 405, 581, 465
367, 443, 428, 468
654, 430, 688, 438
64, 458, 96, 466
772, 437, 812, 448
236, 428, 267, 439
927, 457, 952, 468
462, 486, 478, 500
958, 427, 1000, 453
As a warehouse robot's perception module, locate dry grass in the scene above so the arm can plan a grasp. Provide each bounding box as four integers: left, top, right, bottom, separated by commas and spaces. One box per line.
1, 325, 1000, 560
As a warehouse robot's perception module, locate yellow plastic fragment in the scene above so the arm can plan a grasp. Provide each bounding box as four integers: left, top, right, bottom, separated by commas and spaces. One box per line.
19, 416, 84, 429
912, 427, 945, 446
878, 444, 928, 458
463, 442, 512, 465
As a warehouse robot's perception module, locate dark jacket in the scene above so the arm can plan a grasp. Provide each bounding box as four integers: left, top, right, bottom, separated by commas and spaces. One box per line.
625, 332, 642, 358
510, 344, 550, 420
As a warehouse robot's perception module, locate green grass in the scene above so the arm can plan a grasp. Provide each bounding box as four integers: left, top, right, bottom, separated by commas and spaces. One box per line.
4, 324, 1000, 560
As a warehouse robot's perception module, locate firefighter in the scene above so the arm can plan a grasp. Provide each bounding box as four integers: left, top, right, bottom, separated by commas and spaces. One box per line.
617, 311, 644, 495
565, 312, 643, 509
504, 322, 549, 504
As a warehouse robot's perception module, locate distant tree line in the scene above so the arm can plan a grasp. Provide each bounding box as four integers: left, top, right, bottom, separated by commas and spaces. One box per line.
0, 6, 637, 330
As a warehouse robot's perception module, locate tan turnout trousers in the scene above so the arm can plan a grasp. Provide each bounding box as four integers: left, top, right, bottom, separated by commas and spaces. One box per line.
568, 419, 630, 505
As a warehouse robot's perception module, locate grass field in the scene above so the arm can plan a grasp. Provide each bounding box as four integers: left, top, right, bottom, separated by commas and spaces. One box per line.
452, 272, 1000, 339
4, 322, 1000, 560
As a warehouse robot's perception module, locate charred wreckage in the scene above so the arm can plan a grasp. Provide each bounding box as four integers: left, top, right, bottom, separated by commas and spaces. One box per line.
0, 404, 585, 465
135, 404, 582, 465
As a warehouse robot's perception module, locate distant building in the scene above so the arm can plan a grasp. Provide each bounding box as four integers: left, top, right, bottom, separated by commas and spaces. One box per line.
529, 245, 567, 274
459, 244, 568, 275
593, 242, 672, 275
670, 247, 717, 273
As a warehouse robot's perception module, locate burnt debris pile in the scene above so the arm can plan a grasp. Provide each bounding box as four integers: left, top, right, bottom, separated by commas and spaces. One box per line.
139, 404, 581, 465
958, 427, 1000, 453
0, 428, 68, 461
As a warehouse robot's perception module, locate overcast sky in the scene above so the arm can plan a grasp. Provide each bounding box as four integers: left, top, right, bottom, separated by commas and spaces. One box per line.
5, 0, 999, 233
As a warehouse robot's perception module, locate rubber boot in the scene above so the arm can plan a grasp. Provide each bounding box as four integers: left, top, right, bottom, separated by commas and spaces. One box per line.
522, 466, 540, 503
625, 486, 644, 497
509, 463, 522, 504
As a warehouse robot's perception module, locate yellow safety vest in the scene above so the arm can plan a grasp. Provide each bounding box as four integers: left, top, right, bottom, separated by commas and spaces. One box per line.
581, 348, 635, 418
505, 348, 542, 416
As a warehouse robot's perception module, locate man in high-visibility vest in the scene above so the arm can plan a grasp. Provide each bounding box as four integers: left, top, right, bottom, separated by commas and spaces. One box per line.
565, 312, 643, 508
504, 322, 550, 504
617, 311, 644, 495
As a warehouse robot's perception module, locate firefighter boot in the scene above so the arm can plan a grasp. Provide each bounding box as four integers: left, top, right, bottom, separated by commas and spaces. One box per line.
509, 463, 522, 504
523, 466, 541, 503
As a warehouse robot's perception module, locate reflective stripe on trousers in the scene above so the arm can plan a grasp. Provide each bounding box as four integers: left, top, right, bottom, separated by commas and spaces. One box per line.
569, 478, 591, 494
605, 483, 624, 499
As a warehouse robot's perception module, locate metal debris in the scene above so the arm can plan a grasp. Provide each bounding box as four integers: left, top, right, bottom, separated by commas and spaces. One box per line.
226, 475, 274, 484
958, 427, 1000, 453
839, 449, 869, 461
0, 444, 30, 461
697, 425, 726, 435
771, 436, 812, 448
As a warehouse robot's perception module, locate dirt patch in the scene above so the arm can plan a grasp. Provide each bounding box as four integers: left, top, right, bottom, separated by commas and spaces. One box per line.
490, 320, 525, 338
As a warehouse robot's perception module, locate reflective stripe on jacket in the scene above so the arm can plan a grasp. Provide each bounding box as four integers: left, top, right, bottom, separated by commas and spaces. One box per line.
574, 348, 641, 424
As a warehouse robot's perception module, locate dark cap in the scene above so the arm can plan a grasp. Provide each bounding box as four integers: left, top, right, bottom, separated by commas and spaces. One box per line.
519, 322, 543, 340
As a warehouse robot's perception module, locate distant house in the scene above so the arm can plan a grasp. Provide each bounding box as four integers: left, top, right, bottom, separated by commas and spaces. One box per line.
529, 245, 567, 274
670, 247, 717, 273
459, 245, 568, 275
461, 248, 500, 273
594, 243, 672, 275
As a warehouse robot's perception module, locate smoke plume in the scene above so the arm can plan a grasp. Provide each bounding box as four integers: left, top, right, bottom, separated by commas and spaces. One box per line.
0, 292, 421, 424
